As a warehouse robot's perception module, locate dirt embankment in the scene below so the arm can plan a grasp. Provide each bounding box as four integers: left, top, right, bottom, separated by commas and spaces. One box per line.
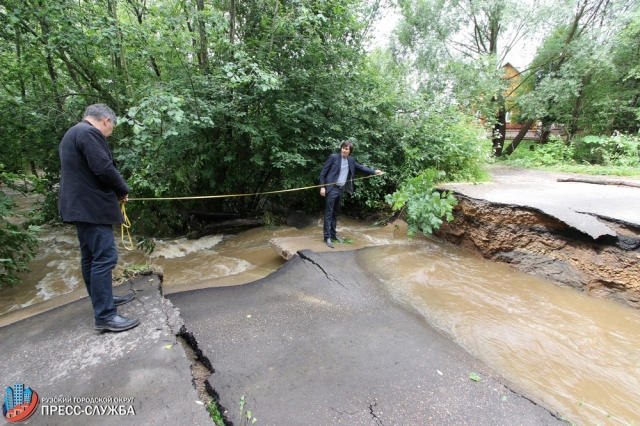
434, 196, 640, 309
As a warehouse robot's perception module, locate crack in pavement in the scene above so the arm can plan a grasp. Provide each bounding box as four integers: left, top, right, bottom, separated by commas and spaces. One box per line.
330, 406, 355, 415
369, 401, 384, 426
177, 325, 233, 425
298, 251, 349, 290
178, 325, 215, 373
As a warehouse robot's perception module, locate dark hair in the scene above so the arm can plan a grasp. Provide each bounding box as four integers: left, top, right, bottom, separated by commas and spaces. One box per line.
340, 140, 353, 155
83, 104, 117, 125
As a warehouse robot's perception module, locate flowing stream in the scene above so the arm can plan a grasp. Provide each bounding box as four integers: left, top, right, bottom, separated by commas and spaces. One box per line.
2, 192, 639, 425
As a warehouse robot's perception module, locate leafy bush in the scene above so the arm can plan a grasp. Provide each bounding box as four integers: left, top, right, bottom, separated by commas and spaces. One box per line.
501, 133, 640, 173
532, 137, 573, 165
400, 105, 492, 182
385, 169, 458, 237
500, 137, 572, 166
502, 140, 570, 167
572, 133, 640, 166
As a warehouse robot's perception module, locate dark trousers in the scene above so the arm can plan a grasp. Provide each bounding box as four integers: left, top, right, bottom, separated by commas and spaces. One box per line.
75, 222, 118, 322
323, 187, 343, 239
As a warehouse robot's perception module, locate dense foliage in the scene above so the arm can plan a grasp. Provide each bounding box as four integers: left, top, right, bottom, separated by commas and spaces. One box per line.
398, 104, 492, 181
511, 0, 640, 143
394, 0, 640, 156
0, 0, 491, 237
392, 0, 555, 154
3, 0, 637, 283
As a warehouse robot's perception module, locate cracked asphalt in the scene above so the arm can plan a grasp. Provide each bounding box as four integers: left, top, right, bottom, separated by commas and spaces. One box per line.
168, 250, 564, 425
0, 244, 569, 425
440, 165, 640, 239
0, 274, 211, 425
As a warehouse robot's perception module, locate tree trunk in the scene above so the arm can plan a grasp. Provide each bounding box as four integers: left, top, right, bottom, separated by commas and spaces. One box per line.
63, 58, 85, 93
230, 0, 236, 44
484, 3, 503, 156
487, 2, 501, 55
568, 73, 592, 139
510, 0, 586, 149
109, 0, 134, 100
57, 50, 118, 107
605, 94, 622, 136
126, 0, 145, 24
503, 118, 535, 155
150, 56, 161, 78
492, 105, 506, 156
268, 1, 279, 53
125, 0, 161, 78
539, 128, 551, 144
15, 27, 26, 98
181, 0, 197, 60
38, 20, 64, 112
195, 0, 209, 72
189, 219, 264, 239
557, 177, 640, 188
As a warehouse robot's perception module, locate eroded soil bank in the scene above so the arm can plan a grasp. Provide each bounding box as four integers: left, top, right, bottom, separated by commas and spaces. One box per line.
434, 195, 640, 309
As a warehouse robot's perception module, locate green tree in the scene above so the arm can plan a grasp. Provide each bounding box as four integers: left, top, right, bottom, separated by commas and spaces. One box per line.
506, 0, 639, 154
0, 0, 399, 233
0, 0, 494, 248
392, 0, 553, 155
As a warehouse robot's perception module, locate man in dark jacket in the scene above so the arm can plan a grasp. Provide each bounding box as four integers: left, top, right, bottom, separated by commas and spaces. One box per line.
319, 140, 383, 248
59, 104, 139, 332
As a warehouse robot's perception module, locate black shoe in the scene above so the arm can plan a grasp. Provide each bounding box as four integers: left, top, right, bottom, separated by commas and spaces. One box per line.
332, 236, 345, 243
95, 315, 140, 332
113, 293, 135, 306
325, 238, 334, 248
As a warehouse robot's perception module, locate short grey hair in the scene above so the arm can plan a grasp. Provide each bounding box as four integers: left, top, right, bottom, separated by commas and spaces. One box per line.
83, 104, 117, 125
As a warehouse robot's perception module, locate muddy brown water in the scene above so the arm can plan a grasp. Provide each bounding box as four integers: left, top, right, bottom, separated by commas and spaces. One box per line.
1, 195, 639, 425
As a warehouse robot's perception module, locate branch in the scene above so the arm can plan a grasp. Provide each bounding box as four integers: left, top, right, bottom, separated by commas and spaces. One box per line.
472, 16, 488, 53
500, 21, 528, 64
557, 177, 640, 188
446, 41, 477, 58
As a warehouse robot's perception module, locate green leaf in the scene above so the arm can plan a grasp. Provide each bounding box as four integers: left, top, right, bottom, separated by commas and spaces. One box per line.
469, 372, 482, 382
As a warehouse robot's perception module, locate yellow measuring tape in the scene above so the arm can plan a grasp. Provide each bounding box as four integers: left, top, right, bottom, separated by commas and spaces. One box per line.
120, 174, 383, 250
121, 203, 134, 250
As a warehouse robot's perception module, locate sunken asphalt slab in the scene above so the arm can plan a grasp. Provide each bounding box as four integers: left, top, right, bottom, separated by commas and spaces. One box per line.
0, 274, 212, 425
0, 251, 564, 426
440, 165, 640, 239
168, 249, 564, 425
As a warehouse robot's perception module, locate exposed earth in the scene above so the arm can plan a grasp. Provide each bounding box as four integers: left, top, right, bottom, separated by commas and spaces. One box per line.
438, 166, 640, 309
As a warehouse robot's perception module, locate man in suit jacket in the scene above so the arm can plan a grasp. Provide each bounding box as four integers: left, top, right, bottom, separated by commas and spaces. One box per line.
59, 104, 139, 332
319, 140, 383, 248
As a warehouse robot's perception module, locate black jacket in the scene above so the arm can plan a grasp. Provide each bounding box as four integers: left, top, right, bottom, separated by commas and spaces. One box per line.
319, 153, 376, 196
58, 120, 129, 225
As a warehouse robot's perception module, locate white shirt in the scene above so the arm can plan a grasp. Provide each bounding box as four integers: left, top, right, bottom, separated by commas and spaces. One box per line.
337, 158, 349, 186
